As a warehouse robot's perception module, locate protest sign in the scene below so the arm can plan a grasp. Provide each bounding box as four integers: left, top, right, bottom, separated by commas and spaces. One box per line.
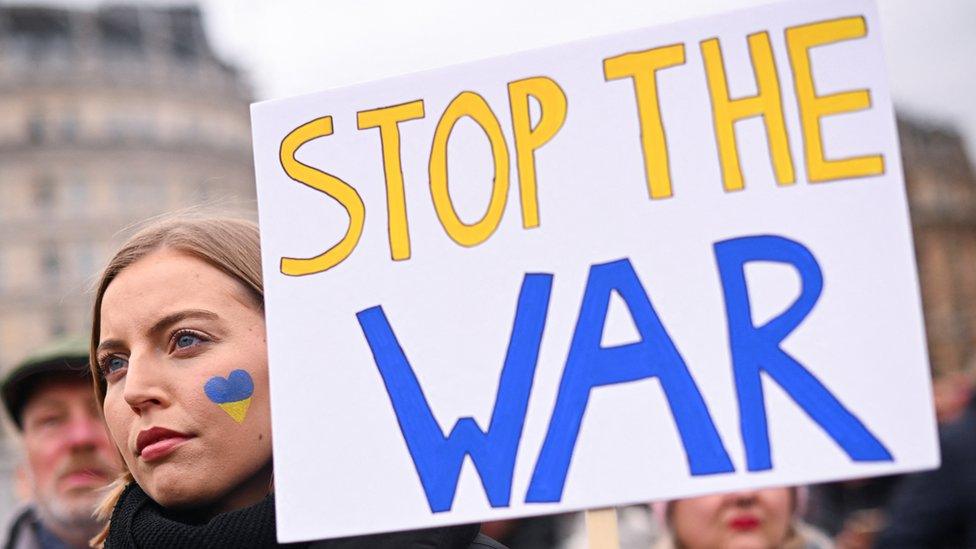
250, 0, 938, 541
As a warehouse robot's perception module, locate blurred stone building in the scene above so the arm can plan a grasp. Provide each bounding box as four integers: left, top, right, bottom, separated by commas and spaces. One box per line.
0, 5, 254, 374
901, 118, 976, 379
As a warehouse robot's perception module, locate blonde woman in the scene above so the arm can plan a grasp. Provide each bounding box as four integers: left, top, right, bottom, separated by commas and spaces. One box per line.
89, 216, 503, 548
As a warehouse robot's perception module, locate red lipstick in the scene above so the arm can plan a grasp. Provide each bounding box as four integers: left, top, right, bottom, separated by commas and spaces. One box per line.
136, 427, 193, 462
728, 514, 761, 531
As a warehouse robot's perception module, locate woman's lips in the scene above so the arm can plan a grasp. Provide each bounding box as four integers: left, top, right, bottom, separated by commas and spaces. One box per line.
136, 426, 194, 462
728, 514, 761, 531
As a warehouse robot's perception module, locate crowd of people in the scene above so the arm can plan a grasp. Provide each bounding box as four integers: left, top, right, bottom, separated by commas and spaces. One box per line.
0, 213, 971, 548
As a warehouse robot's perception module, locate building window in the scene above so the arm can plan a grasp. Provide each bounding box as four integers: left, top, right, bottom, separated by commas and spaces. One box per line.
169, 8, 202, 60
27, 111, 45, 144
60, 111, 78, 143
106, 111, 154, 142
97, 8, 144, 55
34, 176, 56, 211
41, 246, 60, 286
65, 175, 87, 208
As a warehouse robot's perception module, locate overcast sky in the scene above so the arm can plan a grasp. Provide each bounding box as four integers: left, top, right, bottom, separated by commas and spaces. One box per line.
12, 0, 976, 160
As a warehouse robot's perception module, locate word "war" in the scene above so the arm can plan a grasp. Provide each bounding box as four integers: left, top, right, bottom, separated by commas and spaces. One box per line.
356, 234, 893, 513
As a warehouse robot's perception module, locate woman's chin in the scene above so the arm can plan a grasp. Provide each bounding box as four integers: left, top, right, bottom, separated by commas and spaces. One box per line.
721, 533, 774, 549
148, 485, 211, 510
139, 470, 219, 511
138, 465, 272, 518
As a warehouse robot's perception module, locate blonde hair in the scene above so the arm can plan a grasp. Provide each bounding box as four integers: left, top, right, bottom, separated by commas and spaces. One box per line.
88, 215, 264, 546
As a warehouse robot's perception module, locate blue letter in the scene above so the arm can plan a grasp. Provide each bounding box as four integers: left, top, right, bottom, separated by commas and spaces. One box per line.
714, 234, 892, 471
525, 259, 734, 504
357, 273, 552, 513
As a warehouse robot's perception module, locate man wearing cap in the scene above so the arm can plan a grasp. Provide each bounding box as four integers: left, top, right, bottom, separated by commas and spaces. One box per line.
0, 336, 121, 549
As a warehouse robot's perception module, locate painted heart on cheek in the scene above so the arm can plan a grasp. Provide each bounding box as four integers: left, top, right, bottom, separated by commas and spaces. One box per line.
204, 369, 255, 423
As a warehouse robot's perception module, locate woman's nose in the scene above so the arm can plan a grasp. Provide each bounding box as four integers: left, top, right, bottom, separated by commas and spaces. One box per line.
728, 490, 759, 506
122, 352, 170, 411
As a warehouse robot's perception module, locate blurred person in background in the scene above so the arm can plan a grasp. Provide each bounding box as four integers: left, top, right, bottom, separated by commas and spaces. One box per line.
931, 369, 973, 425
652, 487, 832, 549
874, 367, 976, 548
0, 336, 121, 549
803, 476, 901, 549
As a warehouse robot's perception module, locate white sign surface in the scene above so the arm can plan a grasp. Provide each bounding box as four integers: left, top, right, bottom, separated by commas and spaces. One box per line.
251, 0, 938, 541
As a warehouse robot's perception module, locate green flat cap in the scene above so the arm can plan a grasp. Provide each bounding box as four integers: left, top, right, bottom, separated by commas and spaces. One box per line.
1, 335, 92, 430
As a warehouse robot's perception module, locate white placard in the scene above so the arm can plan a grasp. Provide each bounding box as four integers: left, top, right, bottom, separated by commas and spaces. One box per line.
251, 0, 938, 542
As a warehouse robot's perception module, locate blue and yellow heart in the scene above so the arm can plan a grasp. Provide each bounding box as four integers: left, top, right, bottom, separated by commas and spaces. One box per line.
204, 369, 254, 423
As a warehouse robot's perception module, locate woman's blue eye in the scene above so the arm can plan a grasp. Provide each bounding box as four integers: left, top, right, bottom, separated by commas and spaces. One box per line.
107, 356, 127, 373
176, 333, 202, 349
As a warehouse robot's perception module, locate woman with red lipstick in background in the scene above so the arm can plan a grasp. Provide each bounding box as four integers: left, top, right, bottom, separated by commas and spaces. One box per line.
652, 488, 832, 549
87, 216, 504, 549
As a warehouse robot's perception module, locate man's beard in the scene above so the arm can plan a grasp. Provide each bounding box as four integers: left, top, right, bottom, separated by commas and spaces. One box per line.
35, 489, 101, 534
32, 453, 115, 536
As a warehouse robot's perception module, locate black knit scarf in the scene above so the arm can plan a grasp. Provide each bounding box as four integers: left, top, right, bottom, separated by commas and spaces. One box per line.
105, 482, 280, 549
105, 482, 485, 549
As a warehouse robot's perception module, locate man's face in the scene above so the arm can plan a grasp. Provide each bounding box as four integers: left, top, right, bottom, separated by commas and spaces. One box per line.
20, 376, 121, 528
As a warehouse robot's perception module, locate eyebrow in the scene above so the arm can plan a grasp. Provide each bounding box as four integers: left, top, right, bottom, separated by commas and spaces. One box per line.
97, 309, 220, 354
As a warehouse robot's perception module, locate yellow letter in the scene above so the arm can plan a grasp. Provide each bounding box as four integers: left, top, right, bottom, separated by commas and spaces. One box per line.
429, 92, 510, 247
278, 116, 365, 276
701, 32, 795, 192
786, 17, 884, 182
603, 43, 685, 200
508, 77, 567, 228
357, 100, 425, 261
